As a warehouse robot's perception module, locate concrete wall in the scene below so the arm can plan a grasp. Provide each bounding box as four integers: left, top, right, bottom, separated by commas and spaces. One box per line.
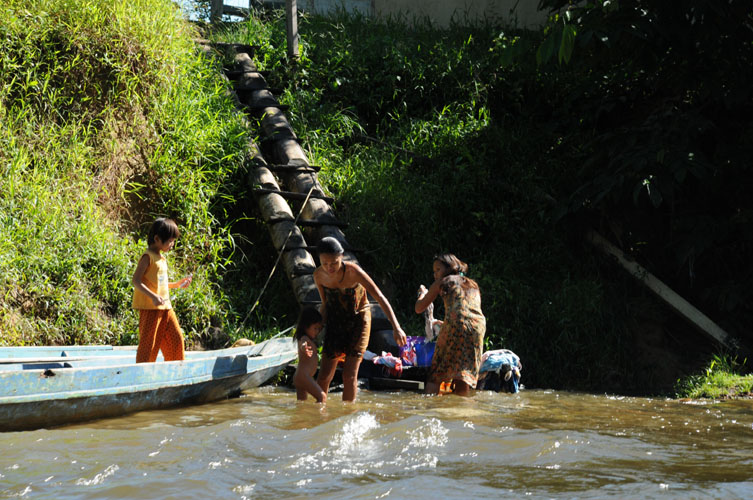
297, 0, 372, 17
374, 0, 546, 28
294, 0, 548, 28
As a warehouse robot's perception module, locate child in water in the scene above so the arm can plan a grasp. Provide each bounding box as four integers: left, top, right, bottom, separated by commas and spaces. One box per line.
132, 218, 193, 363
293, 306, 327, 403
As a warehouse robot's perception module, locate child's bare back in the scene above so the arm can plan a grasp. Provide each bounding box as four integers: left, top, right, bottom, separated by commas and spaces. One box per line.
294, 335, 326, 402
293, 307, 327, 403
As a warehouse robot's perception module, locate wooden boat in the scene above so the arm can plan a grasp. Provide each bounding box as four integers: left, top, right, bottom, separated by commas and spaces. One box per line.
0, 337, 296, 432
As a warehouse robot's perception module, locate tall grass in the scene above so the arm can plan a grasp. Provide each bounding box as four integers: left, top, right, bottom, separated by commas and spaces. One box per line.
0, 0, 257, 346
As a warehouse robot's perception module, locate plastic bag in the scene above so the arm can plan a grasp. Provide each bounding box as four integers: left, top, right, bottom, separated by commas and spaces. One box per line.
400, 336, 435, 367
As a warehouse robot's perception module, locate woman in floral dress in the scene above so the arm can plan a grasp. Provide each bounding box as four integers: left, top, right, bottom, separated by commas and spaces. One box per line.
415, 254, 486, 396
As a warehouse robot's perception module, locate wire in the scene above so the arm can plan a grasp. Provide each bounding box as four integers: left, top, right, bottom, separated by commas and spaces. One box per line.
239, 185, 316, 328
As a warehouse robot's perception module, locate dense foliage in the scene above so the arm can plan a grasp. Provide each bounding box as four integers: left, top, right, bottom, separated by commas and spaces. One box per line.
0, 0, 258, 346
212, 2, 752, 390
534, 0, 753, 342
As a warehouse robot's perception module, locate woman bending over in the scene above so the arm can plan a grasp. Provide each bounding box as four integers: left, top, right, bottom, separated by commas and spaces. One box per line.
415, 253, 486, 396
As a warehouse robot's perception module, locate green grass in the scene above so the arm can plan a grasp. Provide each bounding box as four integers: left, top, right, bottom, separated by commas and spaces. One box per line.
0, 0, 275, 347
675, 355, 753, 399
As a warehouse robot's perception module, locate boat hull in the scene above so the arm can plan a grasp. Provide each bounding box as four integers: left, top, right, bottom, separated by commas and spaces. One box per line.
0, 338, 296, 432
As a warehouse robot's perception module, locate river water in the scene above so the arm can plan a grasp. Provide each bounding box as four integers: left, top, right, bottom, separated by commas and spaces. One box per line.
2, 388, 752, 499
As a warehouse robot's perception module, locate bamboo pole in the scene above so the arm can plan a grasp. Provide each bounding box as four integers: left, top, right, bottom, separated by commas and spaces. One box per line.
587, 231, 738, 351
219, 48, 390, 326
209, 49, 319, 304
264, 111, 392, 327
250, 160, 318, 289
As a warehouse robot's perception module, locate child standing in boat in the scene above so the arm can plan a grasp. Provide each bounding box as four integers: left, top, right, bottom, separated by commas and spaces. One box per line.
314, 237, 407, 402
132, 218, 192, 363
293, 306, 327, 403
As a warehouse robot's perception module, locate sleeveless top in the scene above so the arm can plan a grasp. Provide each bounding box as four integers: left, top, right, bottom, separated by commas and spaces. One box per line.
321, 283, 371, 357
132, 249, 172, 310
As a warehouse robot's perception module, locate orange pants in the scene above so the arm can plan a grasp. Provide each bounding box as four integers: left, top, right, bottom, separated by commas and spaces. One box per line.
136, 309, 185, 363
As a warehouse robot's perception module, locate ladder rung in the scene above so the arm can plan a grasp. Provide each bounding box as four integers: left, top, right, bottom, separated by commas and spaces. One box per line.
283, 245, 362, 253
267, 217, 347, 228
236, 86, 283, 94
259, 134, 301, 144
300, 300, 322, 306
265, 164, 321, 173
224, 69, 272, 78
282, 245, 319, 253
290, 268, 315, 276
253, 188, 333, 204
245, 103, 290, 112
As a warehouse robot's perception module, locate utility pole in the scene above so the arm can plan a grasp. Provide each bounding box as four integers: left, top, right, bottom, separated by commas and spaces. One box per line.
210, 0, 222, 23
285, 0, 299, 60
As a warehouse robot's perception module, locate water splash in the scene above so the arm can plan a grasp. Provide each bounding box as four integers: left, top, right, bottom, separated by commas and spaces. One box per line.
406, 418, 449, 449
75, 464, 119, 486
331, 412, 380, 456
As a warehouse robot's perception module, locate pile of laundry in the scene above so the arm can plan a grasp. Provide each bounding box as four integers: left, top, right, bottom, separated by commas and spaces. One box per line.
363, 350, 403, 377
363, 336, 435, 377
364, 337, 522, 394
477, 349, 523, 393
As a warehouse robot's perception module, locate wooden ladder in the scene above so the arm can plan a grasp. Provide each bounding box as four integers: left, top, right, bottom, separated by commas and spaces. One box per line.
200, 42, 392, 330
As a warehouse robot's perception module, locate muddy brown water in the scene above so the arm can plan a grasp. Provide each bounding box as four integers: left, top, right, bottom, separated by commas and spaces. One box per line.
1, 388, 752, 499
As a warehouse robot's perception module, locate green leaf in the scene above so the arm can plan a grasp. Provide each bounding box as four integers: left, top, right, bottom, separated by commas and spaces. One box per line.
536, 33, 557, 66
558, 24, 577, 65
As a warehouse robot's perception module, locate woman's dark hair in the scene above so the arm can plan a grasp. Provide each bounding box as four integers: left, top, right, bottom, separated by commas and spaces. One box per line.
317, 236, 344, 255
295, 306, 323, 340
434, 253, 479, 290
147, 218, 180, 245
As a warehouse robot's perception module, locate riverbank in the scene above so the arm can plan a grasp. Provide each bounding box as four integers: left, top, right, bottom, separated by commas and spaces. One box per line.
0, 0, 274, 348
2, 0, 750, 396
